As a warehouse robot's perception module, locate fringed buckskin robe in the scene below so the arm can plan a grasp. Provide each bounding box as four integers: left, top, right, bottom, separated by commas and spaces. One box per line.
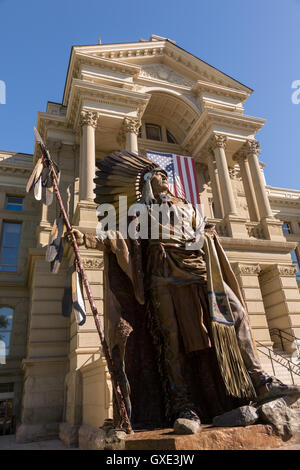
83, 223, 256, 428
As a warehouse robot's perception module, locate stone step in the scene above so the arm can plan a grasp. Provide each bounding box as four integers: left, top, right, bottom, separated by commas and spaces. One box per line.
123, 425, 300, 451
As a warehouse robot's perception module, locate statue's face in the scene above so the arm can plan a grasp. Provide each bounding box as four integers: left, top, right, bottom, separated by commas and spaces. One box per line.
150, 171, 169, 196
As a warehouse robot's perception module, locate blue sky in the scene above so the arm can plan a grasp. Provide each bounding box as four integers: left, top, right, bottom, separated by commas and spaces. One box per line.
0, 0, 299, 189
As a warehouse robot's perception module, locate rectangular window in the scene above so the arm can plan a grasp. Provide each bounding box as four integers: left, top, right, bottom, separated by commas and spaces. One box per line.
291, 250, 300, 281
282, 222, 292, 234
5, 197, 23, 212
0, 307, 14, 359
0, 222, 22, 272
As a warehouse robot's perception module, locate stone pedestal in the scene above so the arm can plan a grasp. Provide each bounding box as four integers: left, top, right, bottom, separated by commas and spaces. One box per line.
123, 425, 296, 450
261, 218, 287, 242
225, 216, 249, 239
72, 200, 98, 228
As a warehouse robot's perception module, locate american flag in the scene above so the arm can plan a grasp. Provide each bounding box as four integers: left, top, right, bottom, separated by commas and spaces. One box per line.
146, 150, 201, 206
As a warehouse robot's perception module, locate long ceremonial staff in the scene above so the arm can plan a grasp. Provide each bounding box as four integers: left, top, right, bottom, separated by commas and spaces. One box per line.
33, 127, 133, 434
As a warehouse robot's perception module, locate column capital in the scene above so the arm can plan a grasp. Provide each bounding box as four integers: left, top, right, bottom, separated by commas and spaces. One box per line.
232, 263, 261, 276
80, 110, 99, 128
245, 139, 260, 156
209, 134, 228, 150
122, 116, 141, 135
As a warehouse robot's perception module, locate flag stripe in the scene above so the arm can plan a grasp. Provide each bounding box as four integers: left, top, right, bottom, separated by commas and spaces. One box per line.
191, 157, 200, 205
146, 150, 201, 207
184, 156, 195, 206
176, 155, 186, 199
187, 156, 197, 206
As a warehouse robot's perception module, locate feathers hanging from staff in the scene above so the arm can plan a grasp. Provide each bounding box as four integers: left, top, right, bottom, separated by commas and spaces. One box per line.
72, 268, 86, 326
46, 215, 65, 263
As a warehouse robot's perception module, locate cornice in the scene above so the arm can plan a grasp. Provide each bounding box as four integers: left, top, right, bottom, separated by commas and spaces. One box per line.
63, 52, 141, 106
266, 186, 300, 207
182, 108, 265, 155
192, 80, 249, 103
0, 165, 31, 175
219, 237, 297, 253
63, 39, 252, 107
73, 40, 252, 92
67, 79, 150, 130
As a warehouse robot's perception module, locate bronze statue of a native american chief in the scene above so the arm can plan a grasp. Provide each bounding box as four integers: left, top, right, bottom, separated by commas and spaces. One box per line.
66, 151, 300, 432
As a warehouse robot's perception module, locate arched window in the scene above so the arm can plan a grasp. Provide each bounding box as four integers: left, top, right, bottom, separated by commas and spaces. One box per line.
0, 307, 14, 359
145, 123, 162, 141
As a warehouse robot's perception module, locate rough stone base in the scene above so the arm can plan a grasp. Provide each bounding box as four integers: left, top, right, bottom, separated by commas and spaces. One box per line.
124, 425, 300, 451
59, 423, 80, 448
77, 425, 126, 450
78, 425, 106, 450
16, 423, 59, 443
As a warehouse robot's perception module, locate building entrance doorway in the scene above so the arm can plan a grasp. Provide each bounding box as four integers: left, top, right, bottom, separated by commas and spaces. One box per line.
0, 398, 14, 435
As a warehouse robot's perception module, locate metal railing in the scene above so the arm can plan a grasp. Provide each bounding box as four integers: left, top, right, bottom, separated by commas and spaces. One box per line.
270, 328, 300, 356
256, 340, 300, 385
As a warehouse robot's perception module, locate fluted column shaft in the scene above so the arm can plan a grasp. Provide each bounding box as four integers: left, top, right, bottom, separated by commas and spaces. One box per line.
246, 140, 273, 220
206, 152, 224, 218
234, 153, 260, 222
79, 110, 98, 202
211, 135, 237, 216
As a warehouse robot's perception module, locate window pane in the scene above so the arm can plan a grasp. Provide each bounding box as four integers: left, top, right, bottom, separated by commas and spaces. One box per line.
0, 247, 19, 266
166, 129, 178, 144
145, 124, 162, 141
0, 333, 11, 356
291, 250, 300, 280
6, 197, 23, 211
2, 223, 22, 246
0, 308, 13, 330
0, 265, 17, 272
282, 222, 291, 234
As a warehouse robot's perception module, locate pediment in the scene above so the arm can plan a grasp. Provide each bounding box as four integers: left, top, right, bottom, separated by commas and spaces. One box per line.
70, 39, 252, 94
139, 63, 194, 87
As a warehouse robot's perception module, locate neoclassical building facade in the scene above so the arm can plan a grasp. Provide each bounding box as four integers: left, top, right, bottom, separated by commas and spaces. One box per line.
1, 35, 300, 440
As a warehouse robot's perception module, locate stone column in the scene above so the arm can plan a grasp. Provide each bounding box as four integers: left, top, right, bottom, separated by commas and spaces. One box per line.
246, 140, 273, 220
120, 117, 140, 153
210, 135, 237, 216
234, 151, 260, 222
206, 152, 224, 219
79, 111, 98, 202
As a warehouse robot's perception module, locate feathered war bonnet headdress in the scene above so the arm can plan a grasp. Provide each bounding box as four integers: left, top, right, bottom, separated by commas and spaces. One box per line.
93, 151, 168, 223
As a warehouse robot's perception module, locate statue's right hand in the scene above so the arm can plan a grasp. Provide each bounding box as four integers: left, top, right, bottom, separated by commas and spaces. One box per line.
65, 229, 85, 246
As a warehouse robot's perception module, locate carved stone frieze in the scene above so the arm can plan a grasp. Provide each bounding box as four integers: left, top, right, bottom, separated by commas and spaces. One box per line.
229, 166, 241, 180
82, 258, 104, 270
277, 265, 298, 277
139, 64, 194, 87
246, 223, 266, 240
260, 264, 298, 284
